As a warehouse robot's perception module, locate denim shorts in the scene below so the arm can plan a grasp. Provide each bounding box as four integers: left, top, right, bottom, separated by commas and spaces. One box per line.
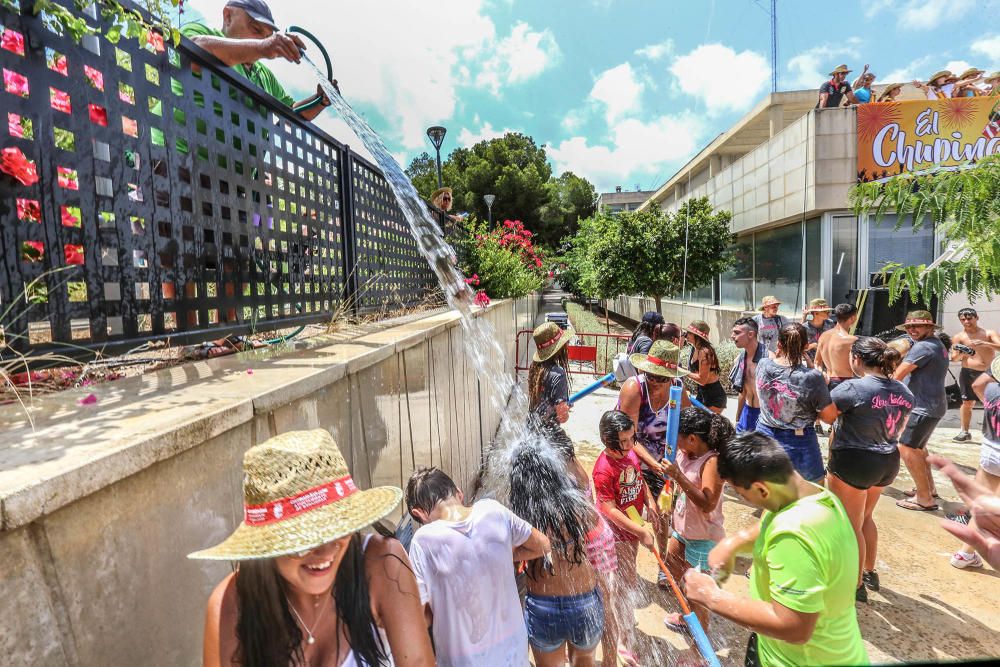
756, 423, 825, 482
525, 588, 604, 653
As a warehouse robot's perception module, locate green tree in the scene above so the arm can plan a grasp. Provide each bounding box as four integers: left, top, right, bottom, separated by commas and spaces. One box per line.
563, 197, 735, 312
404, 151, 439, 197
537, 171, 598, 248
850, 155, 1000, 302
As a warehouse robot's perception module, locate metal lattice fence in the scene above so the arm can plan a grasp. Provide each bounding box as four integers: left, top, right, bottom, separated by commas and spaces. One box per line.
0, 0, 437, 358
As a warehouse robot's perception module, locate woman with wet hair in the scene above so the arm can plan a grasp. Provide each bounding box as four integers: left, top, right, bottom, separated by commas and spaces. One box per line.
528, 321, 575, 451
825, 337, 914, 602
755, 323, 838, 482
685, 321, 727, 413
661, 408, 735, 631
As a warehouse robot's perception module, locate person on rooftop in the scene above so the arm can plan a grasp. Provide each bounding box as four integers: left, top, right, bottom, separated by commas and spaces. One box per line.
985, 71, 1000, 96
851, 70, 876, 104
181, 0, 333, 121
954, 67, 986, 97
817, 64, 860, 108
913, 69, 957, 99
876, 82, 903, 102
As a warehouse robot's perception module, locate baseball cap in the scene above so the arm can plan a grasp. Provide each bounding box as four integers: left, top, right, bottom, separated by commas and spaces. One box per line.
225, 0, 279, 31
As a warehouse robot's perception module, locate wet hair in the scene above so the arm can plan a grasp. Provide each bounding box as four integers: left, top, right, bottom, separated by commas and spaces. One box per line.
777, 323, 809, 368
599, 410, 634, 451
678, 408, 735, 452
405, 466, 459, 515
509, 444, 590, 576
688, 331, 720, 374
528, 345, 570, 412
235, 534, 390, 667
834, 303, 858, 323
958, 307, 978, 318
717, 431, 795, 489
851, 336, 901, 376
733, 316, 758, 334
937, 331, 952, 350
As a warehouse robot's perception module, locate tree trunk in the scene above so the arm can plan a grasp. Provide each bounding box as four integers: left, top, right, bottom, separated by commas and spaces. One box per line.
654, 294, 662, 314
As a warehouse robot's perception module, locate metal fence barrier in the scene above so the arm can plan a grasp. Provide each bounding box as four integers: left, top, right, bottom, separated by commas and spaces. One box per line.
0, 0, 437, 358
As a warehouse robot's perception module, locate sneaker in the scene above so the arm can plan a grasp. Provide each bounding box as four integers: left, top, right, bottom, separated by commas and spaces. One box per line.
862, 570, 880, 592
950, 551, 983, 569
946, 512, 971, 525
855, 583, 868, 603
953, 431, 972, 442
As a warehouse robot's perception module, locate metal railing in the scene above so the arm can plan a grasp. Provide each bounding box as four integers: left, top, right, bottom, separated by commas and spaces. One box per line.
0, 0, 437, 358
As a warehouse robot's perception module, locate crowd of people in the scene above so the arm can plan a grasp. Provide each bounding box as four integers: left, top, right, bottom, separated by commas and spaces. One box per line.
816, 63, 1000, 108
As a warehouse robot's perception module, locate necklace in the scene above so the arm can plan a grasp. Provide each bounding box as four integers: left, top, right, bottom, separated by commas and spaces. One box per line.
286, 595, 329, 646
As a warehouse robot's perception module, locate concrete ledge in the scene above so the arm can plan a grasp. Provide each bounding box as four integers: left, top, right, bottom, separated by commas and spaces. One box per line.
0, 302, 496, 531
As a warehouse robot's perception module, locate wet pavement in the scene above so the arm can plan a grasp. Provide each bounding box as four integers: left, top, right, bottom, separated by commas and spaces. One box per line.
564, 385, 1000, 665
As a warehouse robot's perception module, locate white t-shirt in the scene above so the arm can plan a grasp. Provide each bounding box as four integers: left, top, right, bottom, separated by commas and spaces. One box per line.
408, 499, 533, 667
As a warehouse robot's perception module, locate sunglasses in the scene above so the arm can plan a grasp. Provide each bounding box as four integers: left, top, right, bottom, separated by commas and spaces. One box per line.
441, 196, 452, 201
646, 373, 672, 383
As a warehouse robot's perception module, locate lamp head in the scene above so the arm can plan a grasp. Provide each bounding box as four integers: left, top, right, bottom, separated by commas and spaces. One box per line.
483, 194, 496, 208
426, 126, 447, 150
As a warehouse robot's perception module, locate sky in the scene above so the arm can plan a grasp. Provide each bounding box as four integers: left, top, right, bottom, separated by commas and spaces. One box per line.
184, 0, 1000, 194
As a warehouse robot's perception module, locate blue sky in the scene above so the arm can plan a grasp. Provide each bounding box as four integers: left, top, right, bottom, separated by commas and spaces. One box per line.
186, 0, 999, 193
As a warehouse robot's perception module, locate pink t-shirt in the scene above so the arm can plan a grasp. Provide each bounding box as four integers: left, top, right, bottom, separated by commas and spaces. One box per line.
671, 449, 725, 542
593, 449, 646, 542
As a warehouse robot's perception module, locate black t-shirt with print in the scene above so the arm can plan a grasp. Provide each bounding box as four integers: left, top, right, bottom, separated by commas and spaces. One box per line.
818, 80, 852, 108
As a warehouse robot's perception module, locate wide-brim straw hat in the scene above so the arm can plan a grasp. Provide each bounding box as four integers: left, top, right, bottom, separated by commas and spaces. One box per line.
759, 295, 782, 310
958, 67, 984, 80
430, 186, 452, 201
895, 309, 943, 332
188, 430, 402, 561
805, 298, 832, 313
630, 340, 690, 378
986, 71, 1000, 83
686, 320, 711, 342
992, 356, 1000, 379
533, 321, 574, 362
879, 83, 903, 98
928, 70, 952, 85
829, 64, 851, 76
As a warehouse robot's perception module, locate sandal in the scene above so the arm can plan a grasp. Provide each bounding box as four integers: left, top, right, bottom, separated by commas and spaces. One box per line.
663, 613, 688, 633
896, 498, 938, 511
902, 488, 940, 499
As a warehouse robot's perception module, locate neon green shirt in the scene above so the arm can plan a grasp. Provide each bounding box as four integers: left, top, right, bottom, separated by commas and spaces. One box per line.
178, 23, 295, 107
750, 488, 869, 667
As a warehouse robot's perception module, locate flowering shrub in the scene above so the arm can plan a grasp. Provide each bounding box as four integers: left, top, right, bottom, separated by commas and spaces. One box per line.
458, 218, 545, 299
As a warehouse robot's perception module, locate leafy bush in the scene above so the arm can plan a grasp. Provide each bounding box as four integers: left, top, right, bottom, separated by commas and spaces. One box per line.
458, 218, 544, 299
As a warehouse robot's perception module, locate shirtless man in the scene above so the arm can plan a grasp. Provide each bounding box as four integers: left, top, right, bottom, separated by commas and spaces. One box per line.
951, 308, 1000, 442
815, 303, 859, 390
729, 317, 764, 433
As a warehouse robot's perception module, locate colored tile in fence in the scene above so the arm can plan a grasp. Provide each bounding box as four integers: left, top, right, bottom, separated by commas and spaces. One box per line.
45, 47, 68, 75
1, 25, 24, 56
88, 103, 108, 126
50, 87, 71, 113
3, 67, 28, 96
8, 111, 31, 138
16, 198, 40, 223
84, 64, 104, 90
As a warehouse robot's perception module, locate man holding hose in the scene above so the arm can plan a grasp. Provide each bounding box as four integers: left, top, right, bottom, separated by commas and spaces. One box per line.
181, 0, 334, 120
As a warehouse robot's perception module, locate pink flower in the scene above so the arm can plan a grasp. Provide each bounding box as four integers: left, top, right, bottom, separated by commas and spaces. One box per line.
1, 29, 25, 56
504, 220, 515, 228
64, 244, 84, 265
1, 146, 39, 185
3, 68, 29, 97
78, 393, 98, 405
61, 206, 80, 228
84, 65, 104, 90
474, 290, 490, 308
534, 258, 543, 268
57, 167, 78, 190
50, 87, 72, 114
145, 31, 165, 52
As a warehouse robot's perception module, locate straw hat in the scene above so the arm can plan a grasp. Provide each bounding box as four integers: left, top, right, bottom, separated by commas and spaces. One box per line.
895, 309, 943, 332
805, 298, 832, 314
630, 340, 690, 379
686, 320, 711, 343
992, 356, 1000, 380
533, 321, 574, 362
958, 67, 983, 80
188, 430, 402, 561
878, 83, 903, 100
986, 71, 1000, 83
431, 187, 452, 202
759, 295, 781, 310
829, 64, 851, 76
928, 70, 952, 85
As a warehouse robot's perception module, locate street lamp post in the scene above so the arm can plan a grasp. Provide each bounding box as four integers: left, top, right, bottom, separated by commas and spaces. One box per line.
483, 194, 496, 226
426, 126, 447, 188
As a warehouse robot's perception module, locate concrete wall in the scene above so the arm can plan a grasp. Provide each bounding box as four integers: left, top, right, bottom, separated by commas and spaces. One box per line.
0, 296, 538, 667
606, 295, 747, 342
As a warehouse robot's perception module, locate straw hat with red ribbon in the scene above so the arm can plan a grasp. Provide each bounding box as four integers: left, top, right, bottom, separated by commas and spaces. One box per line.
895, 309, 943, 332
630, 340, 690, 379
188, 430, 401, 561
686, 320, 711, 343
533, 321, 575, 362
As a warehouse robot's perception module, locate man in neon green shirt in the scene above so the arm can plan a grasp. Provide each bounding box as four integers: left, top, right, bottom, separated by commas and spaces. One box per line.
684, 431, 868, 666
180, 0, 331, 120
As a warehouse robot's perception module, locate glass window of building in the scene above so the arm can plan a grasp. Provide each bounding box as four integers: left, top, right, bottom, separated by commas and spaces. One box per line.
754, 223, 803, 312
867, 214, 935, 286
720, 236, 754, 311
831, 215, 858, 303
805, 218, 822, 301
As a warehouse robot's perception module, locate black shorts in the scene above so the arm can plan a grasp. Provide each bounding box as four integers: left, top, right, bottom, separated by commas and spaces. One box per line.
829, 447, 901, 489
960, 368, 984, 402
642, 466, 665, 498
828, 377, 851, 391
696, 381, 728, 410
900, 413, 940, 450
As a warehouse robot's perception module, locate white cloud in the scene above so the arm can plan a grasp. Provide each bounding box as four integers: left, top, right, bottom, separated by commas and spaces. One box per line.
477, 22, 561, 95
591, 63, 645, 122
866, 0, 974, 30
669, 44, 770, 115
635, 39, 674, 61
786, 39, 862, 89
457, 119, 516, 146
882, 54, 938, 84
548, 113, 705, 189
971, 35, 1000, 67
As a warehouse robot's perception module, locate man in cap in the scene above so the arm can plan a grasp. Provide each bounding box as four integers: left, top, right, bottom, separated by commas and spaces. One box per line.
950, 308, 1000, 442
753, 296, 788, 355
181, 0, 333, 121
802, 298, 835, 363
817, 64, 860, 108
894, 310, 950, 511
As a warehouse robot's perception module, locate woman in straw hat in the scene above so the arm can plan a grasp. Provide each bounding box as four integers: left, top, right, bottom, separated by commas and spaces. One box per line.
986, 71, 1000, 96
876, 82, 903, 103
190, 429, 434, 667
685, 321, 727, 414
617, 340, 690, 586
913, 70, 955, 99
528, 322, 576, 446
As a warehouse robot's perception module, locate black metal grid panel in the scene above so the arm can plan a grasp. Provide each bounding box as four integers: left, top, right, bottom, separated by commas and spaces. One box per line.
349, 156, 436, 311
0, 1, 433, 358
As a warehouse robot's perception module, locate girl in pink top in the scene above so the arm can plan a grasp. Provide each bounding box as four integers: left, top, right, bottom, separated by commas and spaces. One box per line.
661, 407, 735, 630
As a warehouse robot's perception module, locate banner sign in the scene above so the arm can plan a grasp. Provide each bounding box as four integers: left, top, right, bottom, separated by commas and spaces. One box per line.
856, 97, 1000, 182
